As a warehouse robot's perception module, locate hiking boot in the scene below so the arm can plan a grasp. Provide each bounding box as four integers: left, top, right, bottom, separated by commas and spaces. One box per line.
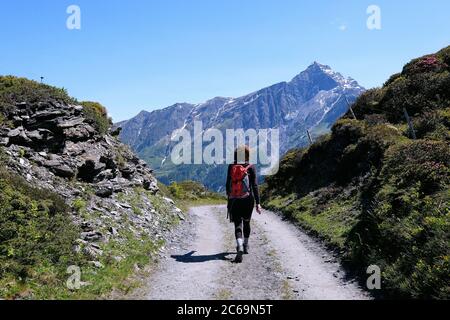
243, 238, 249, 254
235, 252, 243, 263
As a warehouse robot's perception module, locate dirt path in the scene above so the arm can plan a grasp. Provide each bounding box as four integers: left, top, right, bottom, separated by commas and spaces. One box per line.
132, 205, 370, 300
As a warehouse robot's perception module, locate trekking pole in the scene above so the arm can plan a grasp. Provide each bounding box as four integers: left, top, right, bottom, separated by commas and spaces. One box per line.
344, 95, 357, 120
306, 130, 313, 145
403, 108, 417, 140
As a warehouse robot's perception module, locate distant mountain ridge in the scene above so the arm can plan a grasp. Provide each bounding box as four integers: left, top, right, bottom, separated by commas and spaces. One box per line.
117, 63, 365, 190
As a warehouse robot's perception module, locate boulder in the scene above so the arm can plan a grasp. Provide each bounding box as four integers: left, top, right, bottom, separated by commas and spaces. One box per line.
7, 127, 23, 138
143, 176, 158, 193
43, 158, 76, 178
7, 127, 32, 145
52, 165, 76, 178
31, 109, 65, 121
81, 231, 103, 242
95, 169, 115, 182
96, 186, 113, 198
26, 130, 43, 141
0, 137, 9, 146
57, 117, 85, 129
77, 158, 106, 182
63, 124, 96, 141
119, 165, 135, 179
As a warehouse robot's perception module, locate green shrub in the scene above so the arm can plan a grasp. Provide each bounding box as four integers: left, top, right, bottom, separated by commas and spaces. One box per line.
263, 45, 450, 299
72, 198, 87, 214
348, 140, 449, 298
0, 76, 76, 116
414, 108, 450, 141
0, 167, 83, 298
168, 182, 184, 199
80, 101, 112, 135
349, 46, 450, 123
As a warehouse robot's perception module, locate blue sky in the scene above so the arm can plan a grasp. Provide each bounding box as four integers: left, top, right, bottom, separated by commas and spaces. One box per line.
0, 1, 449, 121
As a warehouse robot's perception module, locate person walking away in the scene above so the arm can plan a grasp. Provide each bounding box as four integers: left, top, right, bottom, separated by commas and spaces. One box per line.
226, 146, 262, 263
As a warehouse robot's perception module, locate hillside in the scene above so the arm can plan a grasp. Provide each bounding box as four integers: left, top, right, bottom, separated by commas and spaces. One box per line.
117, 63, 364, 191
262, 46, 450, 299
0, 76, 184, 299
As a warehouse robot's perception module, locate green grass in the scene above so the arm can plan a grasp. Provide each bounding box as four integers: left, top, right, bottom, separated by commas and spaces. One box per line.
0, 76, 76, 115
0, 177, 166, 299
157, 180, 226, 213
262, 46, 450, 299
266, 194, 358, 249
0, 164, 83, 299
0, 150, 169, 300
12, 234, 163, 300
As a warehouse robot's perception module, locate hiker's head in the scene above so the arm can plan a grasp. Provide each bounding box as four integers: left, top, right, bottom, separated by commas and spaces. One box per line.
234, 145, 250, 164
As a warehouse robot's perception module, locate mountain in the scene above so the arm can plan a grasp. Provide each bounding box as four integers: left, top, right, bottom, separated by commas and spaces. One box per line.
117, 63, 365, 190
0, 76, 183, 299
262, 46, 450, 298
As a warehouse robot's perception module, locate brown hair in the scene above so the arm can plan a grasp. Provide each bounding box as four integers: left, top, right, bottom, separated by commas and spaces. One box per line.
234, 145, 250, 164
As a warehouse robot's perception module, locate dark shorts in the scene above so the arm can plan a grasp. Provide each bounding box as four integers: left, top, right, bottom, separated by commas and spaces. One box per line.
228, 196, 254, 222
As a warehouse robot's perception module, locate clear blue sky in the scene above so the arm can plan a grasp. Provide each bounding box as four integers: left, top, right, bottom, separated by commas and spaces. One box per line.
0, 0, 449, 121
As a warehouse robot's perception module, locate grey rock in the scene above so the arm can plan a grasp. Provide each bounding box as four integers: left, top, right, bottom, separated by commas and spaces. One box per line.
26, 130, 43, 141
43, 159, 75, 178
109, 226, 118, 236
57, 117, 85, 129
64, 124, 95, 141
0, 90, 179, 268
83, 245, 103, 258
0, 137, 9, 146
96, 186, 113, 198
81, 231, 103, 242
119, 203, 132, 209
95, 169, 115, 181
7, 127, 23, 138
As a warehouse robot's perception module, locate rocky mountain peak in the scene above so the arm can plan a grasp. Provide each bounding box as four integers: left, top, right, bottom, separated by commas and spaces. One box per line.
117, 64, 365, 190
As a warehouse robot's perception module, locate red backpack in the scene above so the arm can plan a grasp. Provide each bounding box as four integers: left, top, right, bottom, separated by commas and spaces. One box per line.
229, 164, 250, 199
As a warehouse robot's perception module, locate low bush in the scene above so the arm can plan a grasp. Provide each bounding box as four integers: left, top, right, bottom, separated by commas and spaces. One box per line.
0, 165, 83, 298
80, 101, 113, 135
0, 76, 76, 116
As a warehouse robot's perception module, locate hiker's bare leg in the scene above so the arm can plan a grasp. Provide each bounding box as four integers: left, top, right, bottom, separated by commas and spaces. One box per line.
234, 219, 244, 256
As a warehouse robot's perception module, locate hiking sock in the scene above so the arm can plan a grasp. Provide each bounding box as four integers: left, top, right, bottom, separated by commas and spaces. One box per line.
236, 238, 244, 253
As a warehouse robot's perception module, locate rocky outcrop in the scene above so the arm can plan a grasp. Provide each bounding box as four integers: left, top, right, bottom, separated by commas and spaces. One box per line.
0, 99, 182, 259
1, 100, 158, 194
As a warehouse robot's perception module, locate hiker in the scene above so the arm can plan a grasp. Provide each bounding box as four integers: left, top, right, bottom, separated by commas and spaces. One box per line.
226, 145, 262, 263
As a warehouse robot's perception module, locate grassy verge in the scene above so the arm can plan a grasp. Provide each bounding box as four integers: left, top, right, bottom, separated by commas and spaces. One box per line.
157, 180, 226, 213
8, 235, 163, 300
265, 192, 359, 251
0, 149, 175, 299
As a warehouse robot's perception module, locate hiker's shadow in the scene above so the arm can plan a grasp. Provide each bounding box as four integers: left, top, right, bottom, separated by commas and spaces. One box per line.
171, 251, 234, 263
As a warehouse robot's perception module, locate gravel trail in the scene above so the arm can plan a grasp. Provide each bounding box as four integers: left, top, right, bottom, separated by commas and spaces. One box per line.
133, 205, 370, 300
